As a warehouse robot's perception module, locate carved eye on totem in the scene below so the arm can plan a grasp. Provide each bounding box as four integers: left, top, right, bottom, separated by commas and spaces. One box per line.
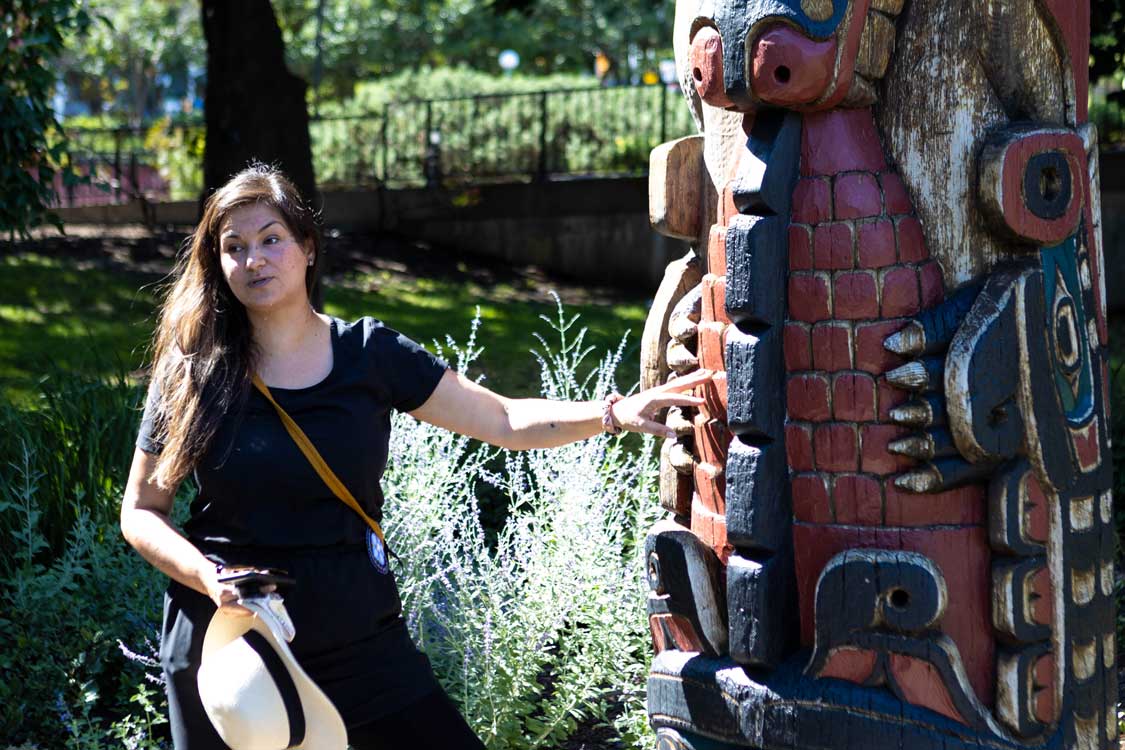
1052, 268, 1081, 385
1041, 241, 1095, 426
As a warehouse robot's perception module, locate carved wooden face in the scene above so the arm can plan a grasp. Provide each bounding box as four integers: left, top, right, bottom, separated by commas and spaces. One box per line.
676, 0, 901, 114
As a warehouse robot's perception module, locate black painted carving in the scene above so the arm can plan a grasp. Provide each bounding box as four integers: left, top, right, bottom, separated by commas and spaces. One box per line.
1024, 152, 1072, 221
646, 519, 730, 656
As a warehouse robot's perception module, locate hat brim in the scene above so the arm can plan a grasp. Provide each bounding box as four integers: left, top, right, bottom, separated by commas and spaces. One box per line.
201, 600, 347, 750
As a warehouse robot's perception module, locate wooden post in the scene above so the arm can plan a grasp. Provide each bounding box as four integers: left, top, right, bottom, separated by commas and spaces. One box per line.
113, 128, 122, 203
537, 90, 549, 181
642, 2, 1115, 749
380, 106, 389, 185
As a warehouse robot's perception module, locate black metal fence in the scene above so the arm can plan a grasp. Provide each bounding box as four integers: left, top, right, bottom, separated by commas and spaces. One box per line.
58, 83, 697, 206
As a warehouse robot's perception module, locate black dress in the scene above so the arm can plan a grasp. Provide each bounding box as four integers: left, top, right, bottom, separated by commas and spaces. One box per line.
137, 317, 453, 748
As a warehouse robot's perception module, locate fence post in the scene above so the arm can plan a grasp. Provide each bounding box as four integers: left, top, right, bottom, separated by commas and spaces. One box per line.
130, 149, 139, 201
660, 83, 668, 145
537, 90, 548, 181
381, 105, 390, 185
113, 129, 122, 202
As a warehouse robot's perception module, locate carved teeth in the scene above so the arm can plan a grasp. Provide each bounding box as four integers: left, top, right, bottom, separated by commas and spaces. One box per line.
667, 341, 699, 374
890, 402, 933, 427
886, 362, 931, 391
884, 322, 925, 356
668, 314, 699, 343
895, 467, 942, 494
665, 407, 695, 436
668, 441, 696, 474
888, 435, 934, 461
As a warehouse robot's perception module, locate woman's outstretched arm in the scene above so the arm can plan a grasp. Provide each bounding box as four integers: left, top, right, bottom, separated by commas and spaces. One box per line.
409, 368, 712, 450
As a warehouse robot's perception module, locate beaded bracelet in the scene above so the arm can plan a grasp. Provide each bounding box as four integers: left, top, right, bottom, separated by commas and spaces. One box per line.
601, 393, 624, 435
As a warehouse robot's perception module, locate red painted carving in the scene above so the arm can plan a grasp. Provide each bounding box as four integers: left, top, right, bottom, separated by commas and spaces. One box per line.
813, 222, 856, 270
1039, 1, 1091, 123
990, 132, 1086, 246
708, 224, 728, 277
750, 25, 837, 106
689, 26, 732, 108
812, 323, 853, 371
788, 272, 832, 323
801, 110, 887, 177
820, 647, 879, 683
889, 654, 968, 725
857, 220, 897, 268
650, 613, 706, 654
832, 372, 876, 422
645, 2, 1114, 747
784, 323, 813, 371
793, 524, 995, 705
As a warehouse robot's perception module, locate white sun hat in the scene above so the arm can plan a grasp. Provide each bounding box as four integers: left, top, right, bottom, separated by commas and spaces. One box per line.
197, 594, 347, 750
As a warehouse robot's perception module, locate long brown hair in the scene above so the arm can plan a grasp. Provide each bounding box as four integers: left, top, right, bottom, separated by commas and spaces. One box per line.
148, 164, 321, 489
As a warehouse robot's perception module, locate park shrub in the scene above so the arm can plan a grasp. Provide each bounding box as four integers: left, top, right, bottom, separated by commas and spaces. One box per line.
0, 368, 143, 563
0, 306, 658, 749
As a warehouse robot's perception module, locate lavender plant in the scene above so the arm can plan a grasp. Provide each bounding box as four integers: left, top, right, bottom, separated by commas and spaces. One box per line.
382, 301, 661, 749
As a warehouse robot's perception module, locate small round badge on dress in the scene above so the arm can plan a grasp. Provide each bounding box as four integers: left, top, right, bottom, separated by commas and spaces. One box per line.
366, 528, 389, 574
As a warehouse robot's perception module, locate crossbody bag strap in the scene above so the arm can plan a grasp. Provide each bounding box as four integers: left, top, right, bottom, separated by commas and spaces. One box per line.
251, 373, 387, 545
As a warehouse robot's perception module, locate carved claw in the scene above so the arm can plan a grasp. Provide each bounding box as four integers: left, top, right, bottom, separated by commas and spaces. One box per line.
884, 321, 925, 357
888, 395, 947, 429
888, 428, 957, 461
895, 456, 997, 494
883, 284, 982, 358
885, 356, 944, 392
894, 465, 942, 493
882, 284, 986, 493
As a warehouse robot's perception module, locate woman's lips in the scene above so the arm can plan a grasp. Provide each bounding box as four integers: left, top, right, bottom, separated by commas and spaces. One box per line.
248, 276, 273, 288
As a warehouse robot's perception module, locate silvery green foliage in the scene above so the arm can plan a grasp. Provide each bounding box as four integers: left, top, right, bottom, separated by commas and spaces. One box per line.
382, 303, 661, 749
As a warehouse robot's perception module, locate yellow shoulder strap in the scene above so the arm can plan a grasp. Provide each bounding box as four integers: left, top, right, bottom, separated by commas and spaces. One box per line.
251, 373, 386, 544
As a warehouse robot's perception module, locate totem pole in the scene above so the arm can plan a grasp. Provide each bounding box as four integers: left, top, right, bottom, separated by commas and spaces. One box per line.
641, 2, 1116, 749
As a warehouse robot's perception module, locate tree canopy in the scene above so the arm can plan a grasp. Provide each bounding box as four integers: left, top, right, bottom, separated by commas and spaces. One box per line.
55, 0, 675, 120
1091, 0, 1125, 84
57, 0, 203, 123
1, 1, 93, 239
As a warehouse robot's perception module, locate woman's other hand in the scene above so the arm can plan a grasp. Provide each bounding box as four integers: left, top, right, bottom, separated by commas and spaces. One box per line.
610, 369, 713, 437
203, 567, 276, 617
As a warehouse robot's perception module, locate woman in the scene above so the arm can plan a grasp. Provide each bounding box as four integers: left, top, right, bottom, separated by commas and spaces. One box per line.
120, 164, 708, 750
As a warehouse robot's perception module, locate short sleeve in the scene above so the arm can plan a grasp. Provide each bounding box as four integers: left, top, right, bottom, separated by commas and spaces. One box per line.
136, 378, 165, 455
364, 319, 449, 412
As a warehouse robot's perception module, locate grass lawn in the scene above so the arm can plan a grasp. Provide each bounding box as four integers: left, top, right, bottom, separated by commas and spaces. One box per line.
0, 250, 649, 405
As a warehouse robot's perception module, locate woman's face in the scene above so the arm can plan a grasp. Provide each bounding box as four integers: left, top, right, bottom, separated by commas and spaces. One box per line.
216, 203, 312, 313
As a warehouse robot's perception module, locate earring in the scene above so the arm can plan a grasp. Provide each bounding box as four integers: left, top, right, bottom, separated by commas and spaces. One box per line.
307, 257, 314, 266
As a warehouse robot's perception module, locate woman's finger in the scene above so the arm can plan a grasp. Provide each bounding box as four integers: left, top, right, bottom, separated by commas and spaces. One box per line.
628, 418, 677, 438
646, 394, 706, 409
657, 368, 714, 392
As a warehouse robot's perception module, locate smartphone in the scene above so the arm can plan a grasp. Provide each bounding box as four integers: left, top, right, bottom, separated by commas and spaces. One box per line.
217, 567, 296, 593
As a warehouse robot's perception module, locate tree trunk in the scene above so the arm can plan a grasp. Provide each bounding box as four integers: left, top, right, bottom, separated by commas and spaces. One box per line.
200, 0, 316, 206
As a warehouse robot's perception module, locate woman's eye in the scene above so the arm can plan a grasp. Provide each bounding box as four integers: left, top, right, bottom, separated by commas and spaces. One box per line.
264, 236, 279, 245
225, 244, 243, 254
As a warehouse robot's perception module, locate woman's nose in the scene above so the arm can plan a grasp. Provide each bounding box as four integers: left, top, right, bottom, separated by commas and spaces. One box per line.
245, 246, 266, 269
